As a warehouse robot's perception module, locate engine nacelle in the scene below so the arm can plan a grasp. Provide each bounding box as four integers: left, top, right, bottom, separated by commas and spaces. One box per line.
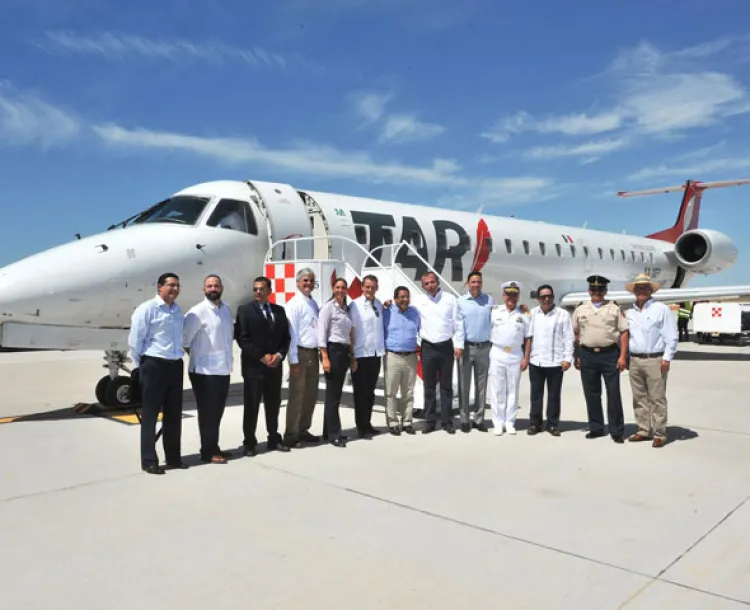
673, 228, 738, 274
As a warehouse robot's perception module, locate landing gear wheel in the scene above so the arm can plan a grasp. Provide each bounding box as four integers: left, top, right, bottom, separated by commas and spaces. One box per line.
95, 376, 111, 405
103, 376, 132, 408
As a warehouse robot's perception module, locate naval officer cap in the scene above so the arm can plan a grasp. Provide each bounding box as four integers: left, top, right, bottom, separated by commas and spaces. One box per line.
501, 280, 522, 294
587, 275, 610, 288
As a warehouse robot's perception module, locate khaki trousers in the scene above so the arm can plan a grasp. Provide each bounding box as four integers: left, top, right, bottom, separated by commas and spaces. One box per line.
384, 352, 418, 428
628, 356, 668, 439
284, 348, 320, 444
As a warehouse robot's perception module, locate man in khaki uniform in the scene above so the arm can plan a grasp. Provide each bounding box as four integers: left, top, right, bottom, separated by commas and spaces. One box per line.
572, 275, 629, 443
624, 273, 678, 448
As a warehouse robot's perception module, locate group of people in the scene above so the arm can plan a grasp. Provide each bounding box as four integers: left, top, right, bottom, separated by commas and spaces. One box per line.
127, 267, 679, 475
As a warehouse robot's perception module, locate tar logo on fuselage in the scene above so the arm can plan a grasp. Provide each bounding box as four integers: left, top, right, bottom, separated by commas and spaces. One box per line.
351, 211, 492, 281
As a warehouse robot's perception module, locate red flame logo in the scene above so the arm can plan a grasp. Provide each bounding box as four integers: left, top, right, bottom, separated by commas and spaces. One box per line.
471, 218, 492, 272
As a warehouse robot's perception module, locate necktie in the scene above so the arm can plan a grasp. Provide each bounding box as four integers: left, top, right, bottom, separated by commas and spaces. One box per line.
264, 304, 274, 330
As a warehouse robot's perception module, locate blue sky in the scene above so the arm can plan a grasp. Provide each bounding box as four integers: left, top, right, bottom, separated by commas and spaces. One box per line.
1, 0, 749, 287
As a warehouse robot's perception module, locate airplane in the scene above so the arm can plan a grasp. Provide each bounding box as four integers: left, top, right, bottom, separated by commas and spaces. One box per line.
0, 177, 748, 408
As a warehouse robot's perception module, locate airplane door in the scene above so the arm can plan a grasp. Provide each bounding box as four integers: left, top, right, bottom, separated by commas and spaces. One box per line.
247, 181, 314, 261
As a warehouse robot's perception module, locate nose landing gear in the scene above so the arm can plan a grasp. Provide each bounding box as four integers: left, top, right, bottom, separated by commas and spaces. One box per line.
95, 350, 135, 407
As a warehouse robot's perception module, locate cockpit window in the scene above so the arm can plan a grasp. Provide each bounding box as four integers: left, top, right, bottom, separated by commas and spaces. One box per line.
108, 196, 210, 230
206, 199, 258, 235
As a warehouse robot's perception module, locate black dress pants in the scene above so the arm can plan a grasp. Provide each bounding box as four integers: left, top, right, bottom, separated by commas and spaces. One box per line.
529, 364, 564, 428
421, 340, 454, 424
138, 356, 184, 468
579, 348, 624, 437
189, 372, 230, 459
352, 356, 381, 434
242, 365, 283, 448
322, 342, 351, 441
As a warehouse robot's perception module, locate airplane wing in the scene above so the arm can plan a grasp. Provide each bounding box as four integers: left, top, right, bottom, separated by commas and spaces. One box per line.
559, 285, 750, 308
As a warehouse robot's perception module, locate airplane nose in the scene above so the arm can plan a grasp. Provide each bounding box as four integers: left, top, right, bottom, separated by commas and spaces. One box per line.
0, 240, 108, 325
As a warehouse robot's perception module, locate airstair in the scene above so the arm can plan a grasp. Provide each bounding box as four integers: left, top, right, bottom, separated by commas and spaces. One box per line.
263, 236, 470, 419
263, 235, 459, 305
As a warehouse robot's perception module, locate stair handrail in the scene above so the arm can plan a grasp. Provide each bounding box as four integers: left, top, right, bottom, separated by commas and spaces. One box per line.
365, 241, 461, 298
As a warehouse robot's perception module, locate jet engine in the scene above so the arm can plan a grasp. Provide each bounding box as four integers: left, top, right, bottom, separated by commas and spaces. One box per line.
673, 228, 738, 275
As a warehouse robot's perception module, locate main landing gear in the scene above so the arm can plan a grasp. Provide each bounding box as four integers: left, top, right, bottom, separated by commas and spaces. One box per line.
95, 350, 134, 408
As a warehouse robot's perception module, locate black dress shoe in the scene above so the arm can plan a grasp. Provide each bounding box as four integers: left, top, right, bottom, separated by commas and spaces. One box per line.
422, 423, 436, 434
165, 462, 189, 470
460, 423, 471, 433
390, 427, 401, 436
403, 425, 416, 434
142, 464, 165, 475
300, 432, 320, 443
330, 437, 347, 447
443, 422, 456, 434
241, 445, 257, 457
367, 427, 382, 436
269, 443, 291, 452
527, 425, 540, 436
547, 427, 561, 437
585, 430, 606, 439
473, 421, 487, 432
611, 435, 624, 443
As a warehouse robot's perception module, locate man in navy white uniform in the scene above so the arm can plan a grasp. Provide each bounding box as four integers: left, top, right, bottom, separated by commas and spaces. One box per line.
488, 280, 531, 436
128, 272, 187, 475
411, 271, 464, 435
456, 270, 493, 433
526, 284, 574, 436
624, 273, 678, 448
183, 274, 234, 464
349, 274, 385, 439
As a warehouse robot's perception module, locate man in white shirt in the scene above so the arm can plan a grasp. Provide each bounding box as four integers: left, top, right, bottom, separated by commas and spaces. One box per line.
412, 271, 464, 434
527, 284, 574, 437
349, 275, 385, 439
489, 281, 531, 436
283, 267, 322, 447
624, 273, 678, 448
183, 275, 234, 464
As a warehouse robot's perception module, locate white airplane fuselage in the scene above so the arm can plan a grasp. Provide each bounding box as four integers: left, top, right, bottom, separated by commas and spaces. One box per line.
0, 179, 740, 336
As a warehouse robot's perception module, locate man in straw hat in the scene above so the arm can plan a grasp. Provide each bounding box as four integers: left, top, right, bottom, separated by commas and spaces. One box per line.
624, 273, 678, 448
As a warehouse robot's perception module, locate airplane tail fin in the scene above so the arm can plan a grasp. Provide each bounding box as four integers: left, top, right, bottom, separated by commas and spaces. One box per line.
618, 179, 750, 243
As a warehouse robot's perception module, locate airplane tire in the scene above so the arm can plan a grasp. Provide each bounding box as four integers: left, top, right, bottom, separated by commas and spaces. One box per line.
95, 375, 111, 405
103, 376, 132, 408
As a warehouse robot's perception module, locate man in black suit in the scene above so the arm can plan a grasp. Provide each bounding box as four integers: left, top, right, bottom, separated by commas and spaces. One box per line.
235, 276, 292, 455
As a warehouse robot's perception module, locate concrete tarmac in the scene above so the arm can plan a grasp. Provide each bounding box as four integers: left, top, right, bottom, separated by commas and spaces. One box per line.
1, 341, 749, 609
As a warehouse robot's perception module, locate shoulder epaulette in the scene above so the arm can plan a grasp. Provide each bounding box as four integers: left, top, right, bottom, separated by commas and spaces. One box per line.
612, 301, 619, 306
576, 301, 584, 307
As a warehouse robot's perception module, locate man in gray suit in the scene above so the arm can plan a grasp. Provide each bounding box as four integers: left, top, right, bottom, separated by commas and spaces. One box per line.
456, 271, 493, 432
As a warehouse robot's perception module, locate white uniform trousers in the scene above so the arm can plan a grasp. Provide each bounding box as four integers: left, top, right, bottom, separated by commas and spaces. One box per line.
489, 349, 523, 431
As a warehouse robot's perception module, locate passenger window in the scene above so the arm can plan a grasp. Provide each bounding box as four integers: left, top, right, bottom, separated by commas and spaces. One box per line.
598, 247, 603, 259
522, 240, 530, 255
539, 242, 546, 256
583, 246, 589, 258
610, 248, 615, 260
621, 250, 626, 261
570, 245, 576, 257
206, 199, 258, 235
649, 252, 654, 263
505, 238, 512, 254
555, 244, 562, 257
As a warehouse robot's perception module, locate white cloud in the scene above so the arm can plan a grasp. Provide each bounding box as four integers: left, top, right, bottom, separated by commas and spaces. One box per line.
93, 123, 463, 186
351, 91, 393, 123
0, 81, 80, 148
379, 114, 445, 144
349, 89, 445, 145
39, 31, 289, 69
481, 110, 622, 143
523, 138, 628, 160
629, 156, 750, 182
482, 37, 750, 161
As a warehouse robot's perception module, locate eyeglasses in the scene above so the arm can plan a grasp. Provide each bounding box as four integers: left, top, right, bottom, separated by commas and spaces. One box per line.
253, 287, 267, 292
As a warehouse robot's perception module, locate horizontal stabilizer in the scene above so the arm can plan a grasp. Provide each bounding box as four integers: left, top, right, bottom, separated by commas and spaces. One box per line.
618, 178, 750, 198
559, 284, 750, 308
